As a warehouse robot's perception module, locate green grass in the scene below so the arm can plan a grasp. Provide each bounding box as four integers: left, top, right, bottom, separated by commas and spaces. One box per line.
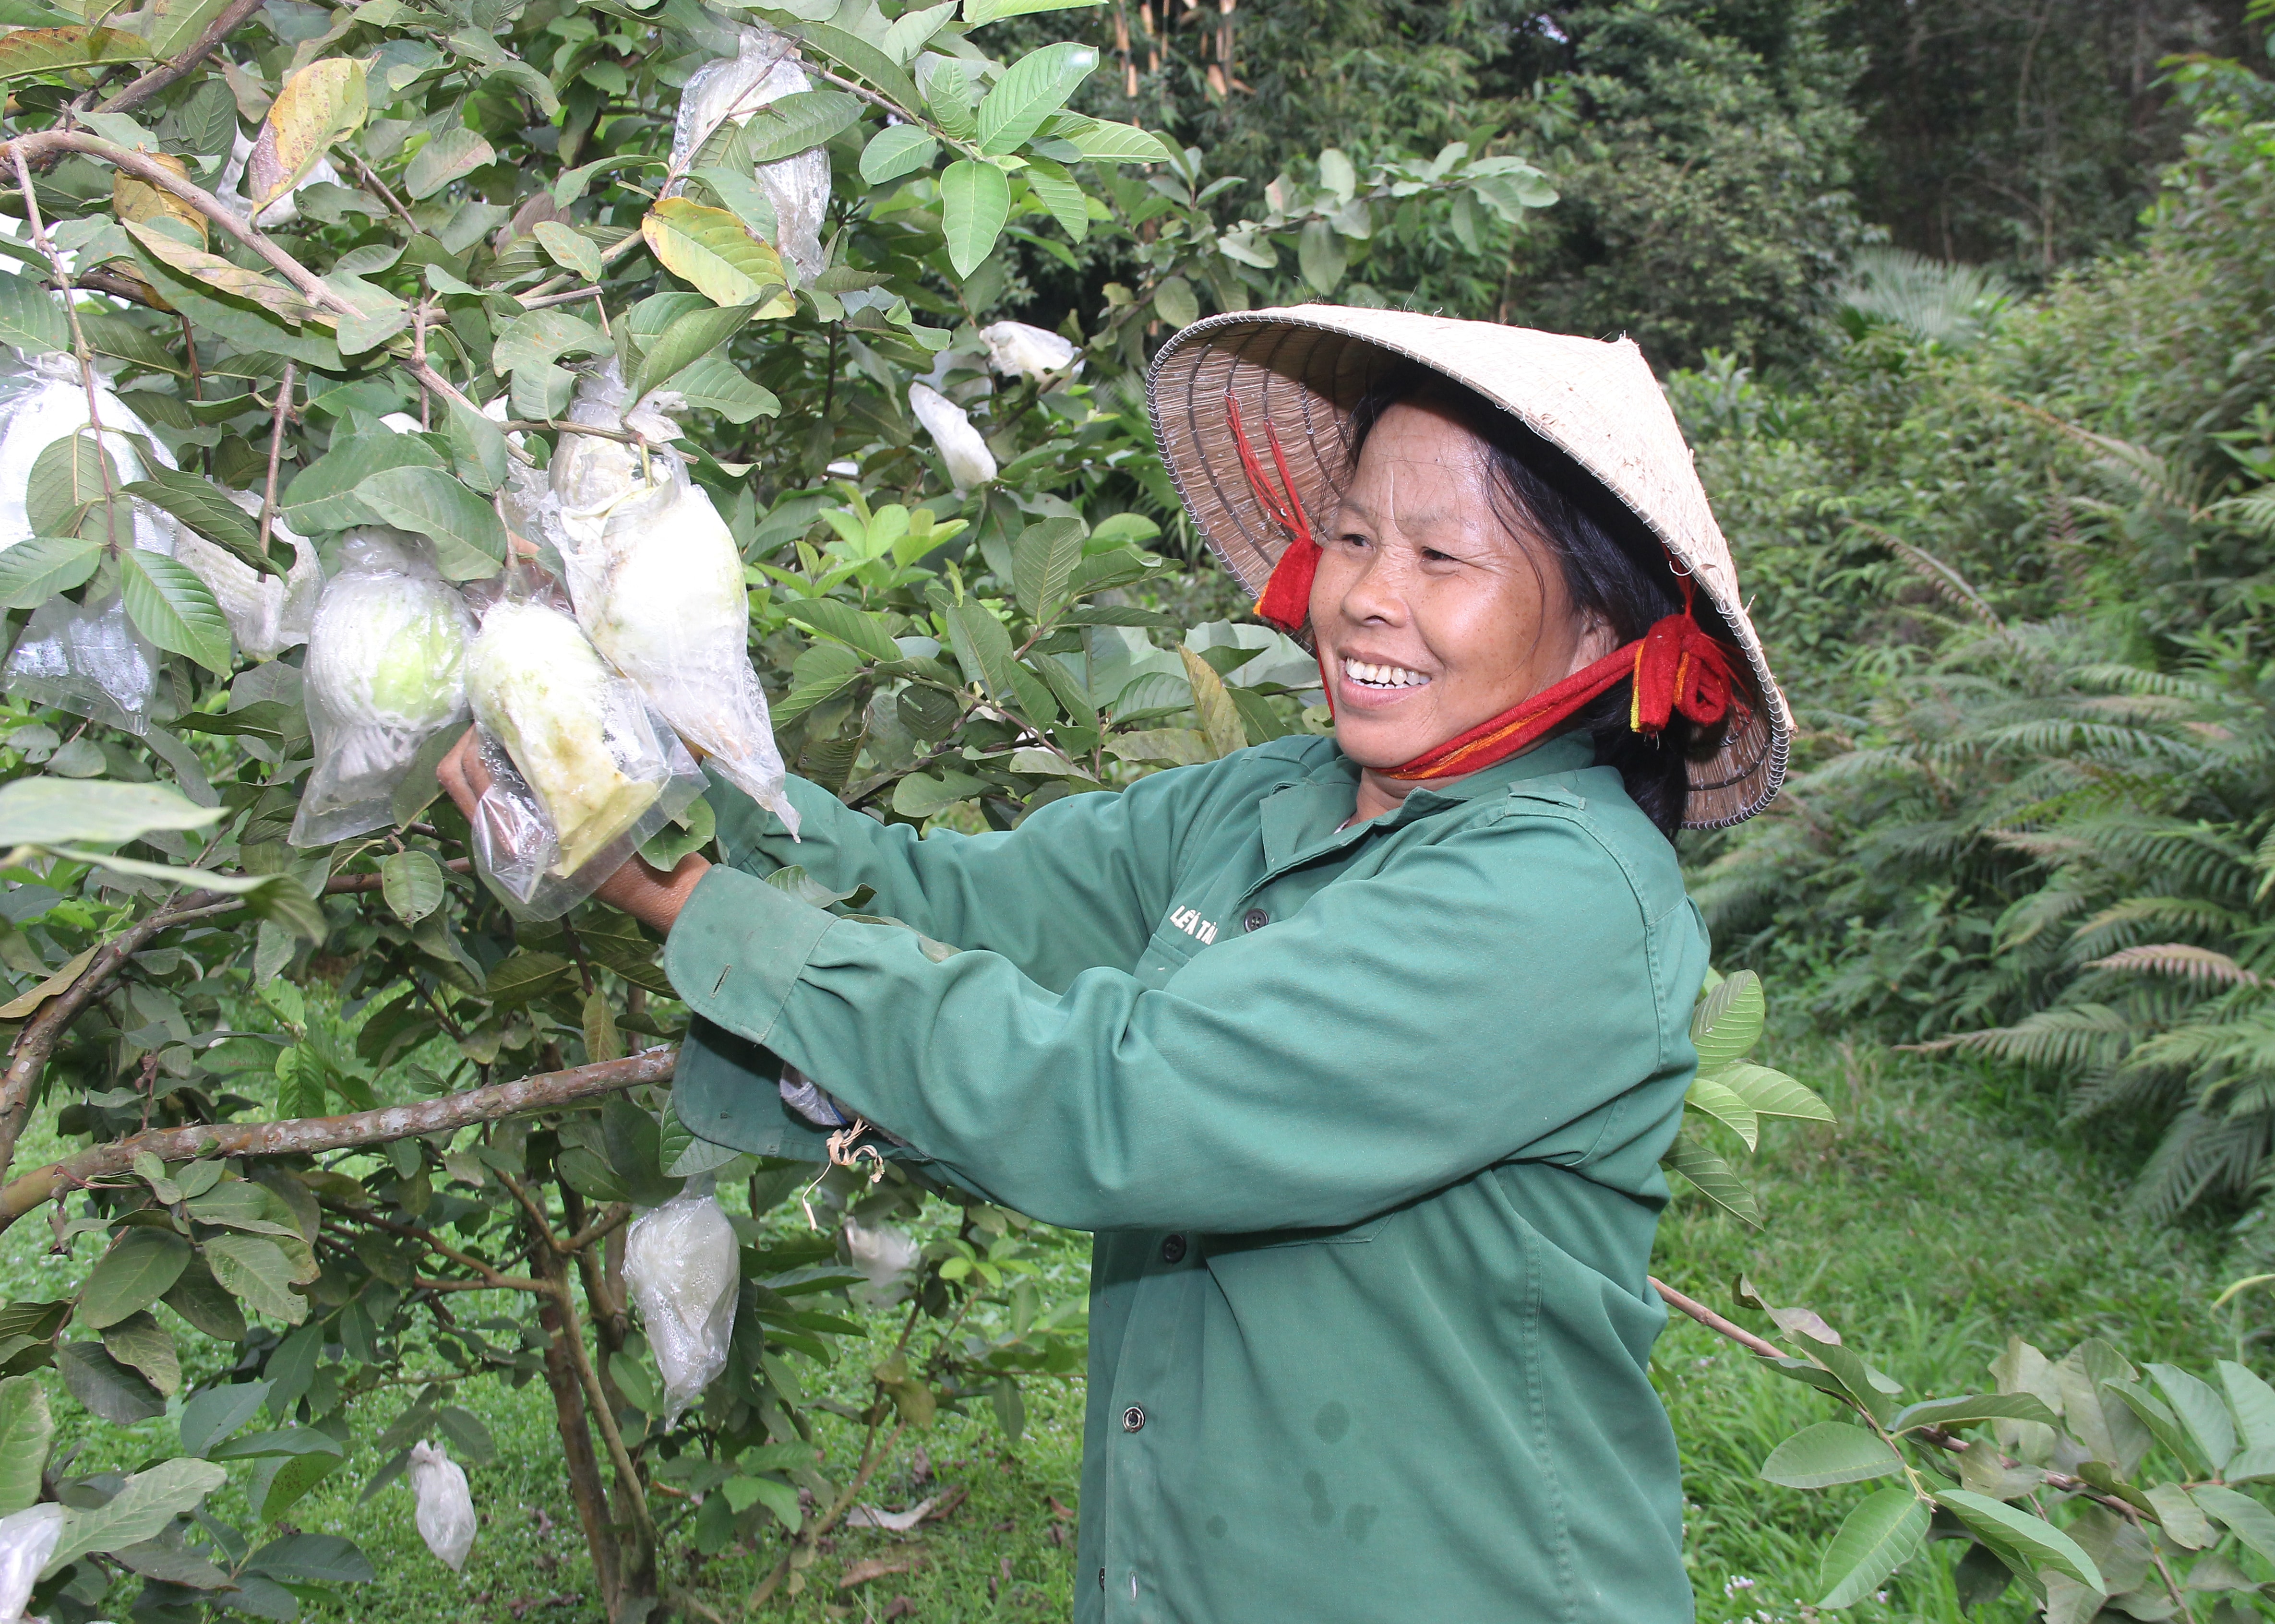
3, 1026, 2257, 1621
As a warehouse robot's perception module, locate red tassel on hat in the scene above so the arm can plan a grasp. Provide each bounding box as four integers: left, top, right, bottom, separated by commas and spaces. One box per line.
1226, 393, 1321, 633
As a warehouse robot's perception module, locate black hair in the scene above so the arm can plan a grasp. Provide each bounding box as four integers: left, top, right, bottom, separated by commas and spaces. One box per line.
1341, 366, 1732, 839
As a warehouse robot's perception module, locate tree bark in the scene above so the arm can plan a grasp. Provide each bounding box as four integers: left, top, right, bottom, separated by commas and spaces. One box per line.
531, 1202, 624, 1610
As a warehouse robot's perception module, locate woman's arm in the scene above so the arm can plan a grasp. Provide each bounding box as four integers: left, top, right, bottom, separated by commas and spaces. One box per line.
664, 805, 1705, 1234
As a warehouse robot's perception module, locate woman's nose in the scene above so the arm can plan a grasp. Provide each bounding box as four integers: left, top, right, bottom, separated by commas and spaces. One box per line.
1335, 547, 1408, 626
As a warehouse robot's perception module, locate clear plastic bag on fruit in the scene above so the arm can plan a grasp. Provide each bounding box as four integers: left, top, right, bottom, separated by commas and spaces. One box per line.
623, 1188, 740, 1423
173, 491, 321, 662
0, 353, 178, 555
407, 1441, 476, 1572
669, 24, 829, 280
0, 1501, 61, 1620
289, 530, 475, 848
463, 575, 706, 919
4, 589, 162, 735
545, 363, 796, 833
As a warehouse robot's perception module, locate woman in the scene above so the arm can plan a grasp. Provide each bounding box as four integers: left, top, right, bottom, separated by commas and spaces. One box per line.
443, 307, 1791, 1622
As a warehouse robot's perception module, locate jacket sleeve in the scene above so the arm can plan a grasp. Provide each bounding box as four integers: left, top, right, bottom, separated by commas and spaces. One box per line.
663, 800, 1693, 1234
706, 761, 1219, 990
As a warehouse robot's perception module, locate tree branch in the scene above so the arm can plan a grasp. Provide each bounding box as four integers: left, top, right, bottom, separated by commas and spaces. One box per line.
0, 1047, 677, 1233
94, 0, 267, 118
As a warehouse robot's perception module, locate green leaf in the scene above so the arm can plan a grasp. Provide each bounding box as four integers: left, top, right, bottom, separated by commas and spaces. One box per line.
2150, 1362, 2237, 1476
1817, 1486, 1929, 1609
940, 159, 1013, 278
728, 1472, 803, 1529
1935, 1489, 2104, 1591
784, 597, 901, 664
978, 42, 1097, 155
279, 430, 446, 532
1759, 1421, 1903, 1489
491, 308, 611, 378
964, 0, 1102, 20
57, 1339, 165, 1423
244, 1533, 373, 1584
124, 466, 282, 575
2192, 1484, 2275, 1564
1692, 969, 1766, 1069
164, 1257, 246, 1341
0, 533, 100, 608
664, 355, 780, 424
1714, 1062, 1835, 1123
861, 124, 938, 185
352, 466, 506, 580
1106, 727, 1213, 766
44, 1457, 228, 1575
381, 849, 445, 925
79, 1227, 192, 1330
1893, 1393, 2060, 1433
2145, 1482, 2216, 1548
0, 273, 65, 353
1684, 1074, 1760, 1151
204, 1233, 308, 1325
179, 1382, 272, 1456
629, 302, 754, 404
742, 87, 862, 163
2222, 1360, 2275, 1452
0, 25, 148, 82
1152, 274, 1199, 330
118, 547, 231, 672
531, 219, 603, 282
557, 1146, 629, 1204
0, 777, 219, 845
0, 1376, 52, 1514
641, 199, 795, 310
791, 20, 924, 116
1011, 516, 1085, 625
892, 770, 987, 818
1022, 154, 1088, 241
944, 600, 1023, 705
257, 1446, 344, 1521
25, 428, 119, 537
102, 1311, 180, 1396
1660, 1130, 1761, 1225
484, 950, 571, 1004
403, 126, 493, 199
436, 1404, 496, 1466
444, 397, 510, 494
1178, 645, 1247, 759
1062, 116, 1177, 164
1297, 218, 1347, 296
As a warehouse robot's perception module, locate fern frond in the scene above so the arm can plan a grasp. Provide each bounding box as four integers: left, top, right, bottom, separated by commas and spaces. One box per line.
2086, 943, 2267, 987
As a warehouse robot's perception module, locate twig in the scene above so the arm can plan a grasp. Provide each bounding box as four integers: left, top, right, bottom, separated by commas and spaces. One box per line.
340, 147, 419, 234
548, 1271, 657, 1542
748, 1420, 906, 1609
11, 146, 121, 550
560, 1202, 632, 1255
94, 0, 266, 117
257, 359, 294, 561
0, 1048, 677, 1232
1652, 1277, 1784, 1359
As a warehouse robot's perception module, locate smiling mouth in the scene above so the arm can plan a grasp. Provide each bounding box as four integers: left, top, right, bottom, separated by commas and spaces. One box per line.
1341, 657, 1431, 691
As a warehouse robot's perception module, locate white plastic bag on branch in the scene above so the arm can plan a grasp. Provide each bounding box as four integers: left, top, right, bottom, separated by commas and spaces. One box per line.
289, 530, 474, 847
670, 24, 829, 280
407, 1441, 476, 1572
547, 364, 795, 831
0, 1501, 62, 1621
909, 383, 997, 491
219, 127, 341, 228
623, 1189, 740, 1423
980, 322, 1081, 383
843, 1216, 920, 1309
463, 577, 705, 918
174, 490, 320, 662
0, 355, 177, 555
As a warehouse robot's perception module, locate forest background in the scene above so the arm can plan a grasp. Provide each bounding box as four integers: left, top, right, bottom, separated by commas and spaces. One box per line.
0, 0, 2270, 1621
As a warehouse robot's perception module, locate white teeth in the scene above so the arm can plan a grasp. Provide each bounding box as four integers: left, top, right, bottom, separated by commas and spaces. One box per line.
1342, 658, 1429, 689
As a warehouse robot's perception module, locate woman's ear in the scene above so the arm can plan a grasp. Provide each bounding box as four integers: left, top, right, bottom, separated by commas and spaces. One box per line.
1567, 611, 1620, 675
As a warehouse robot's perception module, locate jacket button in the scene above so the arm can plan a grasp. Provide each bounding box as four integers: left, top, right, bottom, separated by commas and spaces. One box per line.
1122, 1405, 1146, 1433
1161, 1233, 1187, 1264
1243, 907, 1269, 932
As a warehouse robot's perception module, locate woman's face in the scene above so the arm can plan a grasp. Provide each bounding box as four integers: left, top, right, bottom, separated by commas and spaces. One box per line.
1311, 399, 1615, 772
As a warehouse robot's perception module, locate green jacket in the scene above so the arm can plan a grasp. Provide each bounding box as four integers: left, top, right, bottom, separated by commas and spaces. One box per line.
664, 733, 1708, 1623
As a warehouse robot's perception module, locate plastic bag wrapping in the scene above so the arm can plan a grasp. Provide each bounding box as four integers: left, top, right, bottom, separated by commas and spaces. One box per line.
288, 530, 474, 847
407, 1442, 476, 1572
669, 24, 829, 280
4, 591, 162, 735
623, 1191, 739, 1423
0, 354, 179, 554
174, 490, 321, 661
463, 581, 706, 919
980, 321, 1080, 382
842, 1216, 920, 1309
909, 383, 997, 490
547, 365, 795, 831
218, 127, 341, 228
0, 1501, 63, 1620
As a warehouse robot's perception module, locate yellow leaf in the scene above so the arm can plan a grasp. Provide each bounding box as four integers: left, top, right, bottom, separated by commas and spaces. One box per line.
258, 56, 366, 210
121, 218, 332, 326
0, 945, 95, 1021
639, 199, 795, 314
1178, 646, 1248, 760
111, 154, 204, 249
0, 27, 148, 82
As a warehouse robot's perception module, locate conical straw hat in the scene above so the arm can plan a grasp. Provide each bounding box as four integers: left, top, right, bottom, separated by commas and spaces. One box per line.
1147, 304, 1791, 829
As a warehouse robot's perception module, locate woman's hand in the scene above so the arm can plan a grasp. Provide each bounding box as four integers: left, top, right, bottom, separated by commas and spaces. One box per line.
435, 728, 711, 936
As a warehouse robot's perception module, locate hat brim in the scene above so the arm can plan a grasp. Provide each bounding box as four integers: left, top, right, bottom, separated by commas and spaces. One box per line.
1146, 305, 1791, 830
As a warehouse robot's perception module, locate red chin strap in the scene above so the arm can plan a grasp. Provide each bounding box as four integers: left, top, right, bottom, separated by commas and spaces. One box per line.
1226, 392, 1743, 784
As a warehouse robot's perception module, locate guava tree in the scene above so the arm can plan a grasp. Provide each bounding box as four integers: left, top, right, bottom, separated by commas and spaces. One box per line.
0, 0, 1557, 1617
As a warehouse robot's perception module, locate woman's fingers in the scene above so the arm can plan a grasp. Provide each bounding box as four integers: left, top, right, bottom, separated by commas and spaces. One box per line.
592, 850, 712, 936
436, 727, 487, 821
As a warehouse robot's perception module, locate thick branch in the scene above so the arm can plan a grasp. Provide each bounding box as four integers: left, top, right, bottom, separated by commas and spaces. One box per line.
0, 130, 499, 440
95, 0, 267, 117
0, 908, 175, 1179
0, 1048, 676, 1233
